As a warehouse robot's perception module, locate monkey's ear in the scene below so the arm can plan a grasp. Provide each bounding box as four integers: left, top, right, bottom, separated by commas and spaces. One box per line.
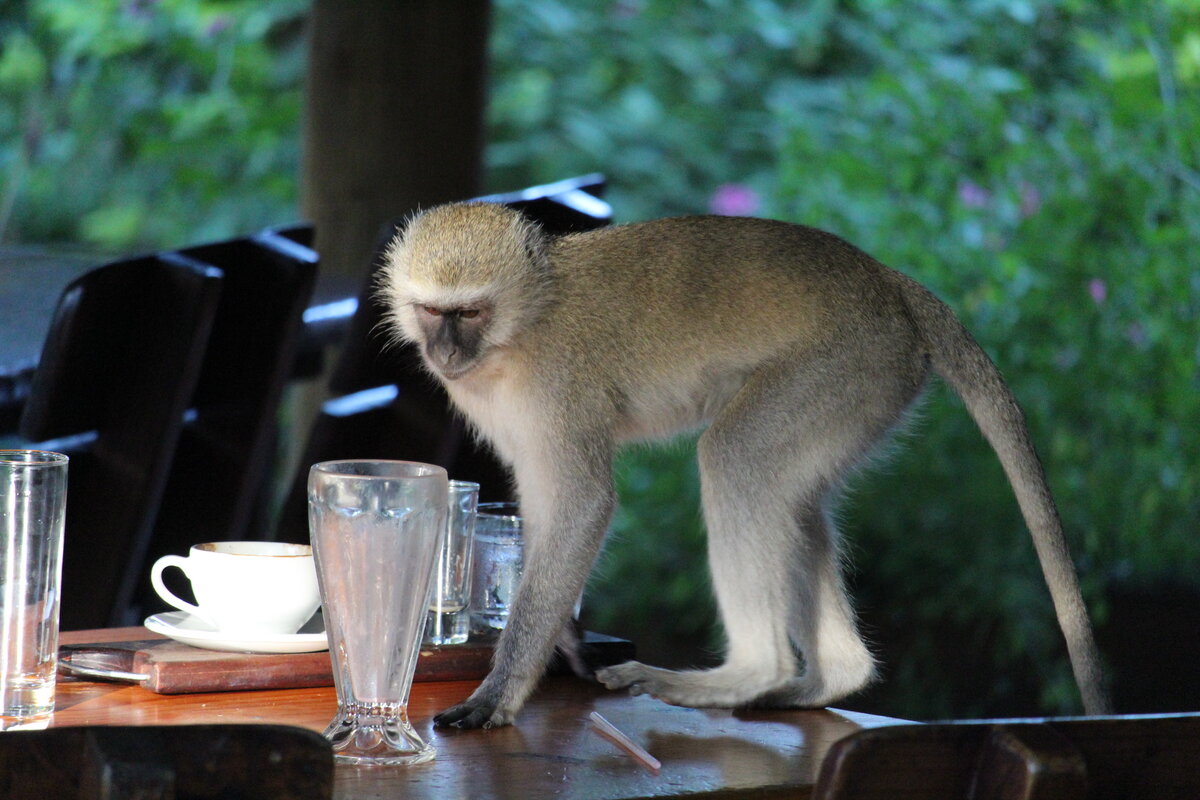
523, 237, 542, 265
381, 205, 433, 271
515, 215, 550, 270
379, 230, 405, 277
393, 209, 420, 240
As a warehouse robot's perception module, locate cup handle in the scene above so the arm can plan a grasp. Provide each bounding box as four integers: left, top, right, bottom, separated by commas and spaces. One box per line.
150, 555, 214, 626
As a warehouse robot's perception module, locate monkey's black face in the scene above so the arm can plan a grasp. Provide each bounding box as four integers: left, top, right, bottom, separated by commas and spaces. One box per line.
414, 305, 493, 379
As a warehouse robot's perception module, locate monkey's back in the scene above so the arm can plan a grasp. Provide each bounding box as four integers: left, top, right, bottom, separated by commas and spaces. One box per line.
549, 216, 905, 347
536, 215, 921, 438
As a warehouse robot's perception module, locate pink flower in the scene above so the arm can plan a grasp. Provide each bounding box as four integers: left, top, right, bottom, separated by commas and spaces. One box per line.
206, 15, 233, 36
710, 183, 759, 216
124, 0, 158, 19
1019, 182, 1042, 218
612, 0, 642, 18
1126, 322, 1147, 348
1088, 279, 1107, 305
957, 180, 990, 209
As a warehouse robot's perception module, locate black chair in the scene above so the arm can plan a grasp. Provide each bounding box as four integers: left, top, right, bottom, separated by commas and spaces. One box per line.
274, 175, 611, 542
19, 254, 223, 629
812, 714, 1200, 799
130, 228, 318, 620
0, 725, 332, 799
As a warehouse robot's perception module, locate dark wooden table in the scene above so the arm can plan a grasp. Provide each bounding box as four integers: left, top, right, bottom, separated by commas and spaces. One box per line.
54, 627, 909, 799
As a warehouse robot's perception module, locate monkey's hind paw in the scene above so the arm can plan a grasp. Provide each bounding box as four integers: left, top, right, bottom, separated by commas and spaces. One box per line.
595, 661, 666, 698
433, 700, 514, 730
598, 661, 808, 708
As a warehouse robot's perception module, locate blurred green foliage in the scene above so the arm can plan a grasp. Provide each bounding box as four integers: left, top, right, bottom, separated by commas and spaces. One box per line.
2, 0, 1197, 718
0, 0, 306, 250
490, 0, 1200, 717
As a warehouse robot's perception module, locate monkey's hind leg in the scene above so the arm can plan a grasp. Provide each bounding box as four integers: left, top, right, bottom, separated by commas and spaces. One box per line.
596, 485, 874, 709
746, 500, 878, 709
598, 345, 915, 710
595, 475, 803, 706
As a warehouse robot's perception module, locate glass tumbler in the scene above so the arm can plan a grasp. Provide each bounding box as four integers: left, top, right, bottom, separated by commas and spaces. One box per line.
1, 450, 68, 729
469, 502, 524, 632
308, 459, 447, 765
424, 480, 479, 645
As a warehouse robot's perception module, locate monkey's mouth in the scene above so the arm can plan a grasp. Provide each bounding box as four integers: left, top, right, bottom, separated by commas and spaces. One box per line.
423, 343, 473, 380
434, 361, 475, 381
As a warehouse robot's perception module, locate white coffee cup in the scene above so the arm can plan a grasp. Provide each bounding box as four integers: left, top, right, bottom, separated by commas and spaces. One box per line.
150, 541, 321, 635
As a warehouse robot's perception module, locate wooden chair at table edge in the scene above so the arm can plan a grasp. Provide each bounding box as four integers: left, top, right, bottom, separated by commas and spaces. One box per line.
812, 713, 1200, 800
18, 224, 320, 629
18, 254, 224, 631
130, 227, 318, 621
0, 724, 333, 800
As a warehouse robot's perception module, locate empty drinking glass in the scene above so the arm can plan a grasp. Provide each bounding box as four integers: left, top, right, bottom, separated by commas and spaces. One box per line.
1, 450, 68, 729
308, 459, 447, 765
425, 481, 480, 645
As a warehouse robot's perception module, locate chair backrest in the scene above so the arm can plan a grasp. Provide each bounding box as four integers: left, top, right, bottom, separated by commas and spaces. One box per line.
274, 176, 611, 542
0, 724, 332, 799
127, 229, 318, 620
20, 254, 223, 629
813, 714, 1200, 800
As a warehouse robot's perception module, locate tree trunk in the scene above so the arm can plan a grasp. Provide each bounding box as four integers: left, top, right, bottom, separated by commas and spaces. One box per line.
301, 0, 491, 281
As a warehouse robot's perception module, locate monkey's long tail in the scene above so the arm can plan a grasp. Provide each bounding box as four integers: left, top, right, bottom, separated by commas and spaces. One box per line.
895, 273, 1111, 716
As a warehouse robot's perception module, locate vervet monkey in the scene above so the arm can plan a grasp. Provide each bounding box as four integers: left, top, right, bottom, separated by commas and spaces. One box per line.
379, 201, 1110, 728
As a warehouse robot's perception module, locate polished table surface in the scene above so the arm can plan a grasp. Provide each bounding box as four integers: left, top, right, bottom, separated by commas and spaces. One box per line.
53, 627, 909, 799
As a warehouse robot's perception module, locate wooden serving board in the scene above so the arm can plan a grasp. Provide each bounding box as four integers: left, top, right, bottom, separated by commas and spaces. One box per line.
59, 632, 634, 695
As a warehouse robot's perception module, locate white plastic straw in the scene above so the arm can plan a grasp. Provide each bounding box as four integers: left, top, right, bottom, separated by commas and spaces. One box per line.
589, 711, 662, 773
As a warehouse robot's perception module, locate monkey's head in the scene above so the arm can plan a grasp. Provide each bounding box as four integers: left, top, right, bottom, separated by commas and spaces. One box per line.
379, 202, 554, 380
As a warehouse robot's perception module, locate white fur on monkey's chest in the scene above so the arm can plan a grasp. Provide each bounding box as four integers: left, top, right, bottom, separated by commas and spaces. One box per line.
441, 365, 541, 465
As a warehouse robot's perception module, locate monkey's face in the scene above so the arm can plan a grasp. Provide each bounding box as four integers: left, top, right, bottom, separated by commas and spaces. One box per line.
378, 202, 554, 381
412, 303, 494, 380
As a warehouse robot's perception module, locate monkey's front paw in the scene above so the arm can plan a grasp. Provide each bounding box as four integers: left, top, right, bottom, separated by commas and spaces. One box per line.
433, 700, 515, 730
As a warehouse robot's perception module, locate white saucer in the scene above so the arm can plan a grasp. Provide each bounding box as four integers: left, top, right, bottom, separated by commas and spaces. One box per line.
144, 611, 329, 654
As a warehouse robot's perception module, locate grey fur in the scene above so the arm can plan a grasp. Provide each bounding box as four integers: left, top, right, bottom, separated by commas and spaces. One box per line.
378, 203, 1111, 728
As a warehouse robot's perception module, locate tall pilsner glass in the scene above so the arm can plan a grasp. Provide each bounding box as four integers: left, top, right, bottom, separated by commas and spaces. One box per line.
1, 450, 67, 729
308, 460, 448, 765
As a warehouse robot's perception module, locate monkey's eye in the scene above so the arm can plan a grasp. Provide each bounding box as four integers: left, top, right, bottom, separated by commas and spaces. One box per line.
458, 309, 481, 319
421, 306, 444, 317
